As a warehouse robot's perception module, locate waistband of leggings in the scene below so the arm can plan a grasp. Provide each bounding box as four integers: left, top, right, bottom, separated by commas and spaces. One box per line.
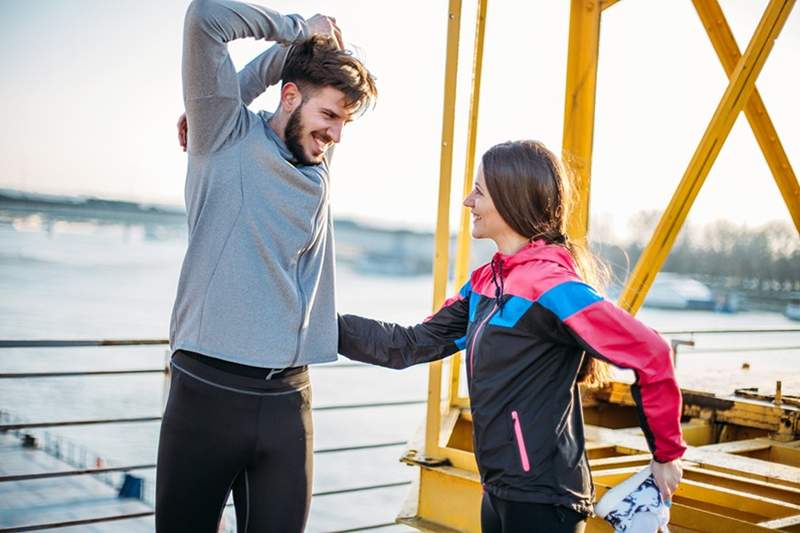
177, 349, 306, 379
171, 350, 310, 394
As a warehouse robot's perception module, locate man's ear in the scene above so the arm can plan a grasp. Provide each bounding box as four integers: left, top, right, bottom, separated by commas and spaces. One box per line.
280, 82, 303, 113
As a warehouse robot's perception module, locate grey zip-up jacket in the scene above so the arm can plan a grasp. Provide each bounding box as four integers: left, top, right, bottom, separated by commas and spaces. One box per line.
170, 0, 338, 368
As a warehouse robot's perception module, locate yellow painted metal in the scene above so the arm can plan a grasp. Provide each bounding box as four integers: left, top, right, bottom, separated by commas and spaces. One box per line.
448, 0, 488, 408
692, 0, 800, 235
426, 0, 463, 459
417, 467, 481, 533
617, 0, 796, 314
599, 0, 621, 11
681, 466, 800, 505
673, 479, 800, 519
412, 1, 800, 531
561, 0, 601, 246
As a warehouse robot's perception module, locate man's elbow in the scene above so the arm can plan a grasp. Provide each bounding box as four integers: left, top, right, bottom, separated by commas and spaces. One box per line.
185, 0, 224, 37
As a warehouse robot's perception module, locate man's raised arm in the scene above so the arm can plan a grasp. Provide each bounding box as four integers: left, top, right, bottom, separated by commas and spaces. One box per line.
237, 44, 290, 107
182, 0, 307, 154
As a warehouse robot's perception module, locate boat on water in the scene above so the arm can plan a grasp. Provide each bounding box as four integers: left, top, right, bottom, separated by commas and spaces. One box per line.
641, 273, 716, 311
785, 293, 800, 322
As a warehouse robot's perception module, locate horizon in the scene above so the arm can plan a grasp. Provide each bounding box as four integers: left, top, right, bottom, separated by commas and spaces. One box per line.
3, 186, 798, 250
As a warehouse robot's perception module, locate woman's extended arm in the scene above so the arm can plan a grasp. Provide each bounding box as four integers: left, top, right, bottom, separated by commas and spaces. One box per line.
537, 279, 686, 500
339, 282, 471, 369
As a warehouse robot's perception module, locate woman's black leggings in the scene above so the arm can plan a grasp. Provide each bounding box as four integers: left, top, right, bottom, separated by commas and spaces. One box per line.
481, 492, 587, 533
155, 350, 313, 533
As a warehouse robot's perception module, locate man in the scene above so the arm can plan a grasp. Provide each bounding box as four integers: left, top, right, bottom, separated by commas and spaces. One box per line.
157, 1, 376, 531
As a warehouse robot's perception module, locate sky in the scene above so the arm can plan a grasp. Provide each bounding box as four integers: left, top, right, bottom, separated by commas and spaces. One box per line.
0, 0, 798, 239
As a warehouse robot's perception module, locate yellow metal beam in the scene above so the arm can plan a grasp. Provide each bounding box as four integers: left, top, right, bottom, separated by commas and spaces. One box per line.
417, 466, 482, 533
618, 0, 796, 314
693, 0, 800, 234
600, 0, 621, 11
562, 0, 601, 246
449, 0, 488, 408
427, 0, 463, 459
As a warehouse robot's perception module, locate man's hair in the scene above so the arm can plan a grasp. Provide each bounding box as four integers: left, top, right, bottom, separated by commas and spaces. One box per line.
282, 35, 377, 116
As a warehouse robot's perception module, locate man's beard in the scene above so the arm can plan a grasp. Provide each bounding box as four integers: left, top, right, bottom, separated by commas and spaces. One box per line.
285, 104, 317, 166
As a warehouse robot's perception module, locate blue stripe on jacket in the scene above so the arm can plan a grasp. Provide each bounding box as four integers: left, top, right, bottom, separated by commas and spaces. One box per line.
488, 296, 534, 328
537, 281, 603, 321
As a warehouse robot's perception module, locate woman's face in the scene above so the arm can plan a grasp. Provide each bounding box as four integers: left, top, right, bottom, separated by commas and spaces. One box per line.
463, 165, 511, 241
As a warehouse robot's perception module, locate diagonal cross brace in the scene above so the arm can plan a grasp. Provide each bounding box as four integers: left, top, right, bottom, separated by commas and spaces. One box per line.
694, 0, 800, 234
618, 0, 796, 314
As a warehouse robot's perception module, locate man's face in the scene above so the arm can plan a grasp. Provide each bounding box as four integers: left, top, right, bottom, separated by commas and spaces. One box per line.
285, 86, 354, 166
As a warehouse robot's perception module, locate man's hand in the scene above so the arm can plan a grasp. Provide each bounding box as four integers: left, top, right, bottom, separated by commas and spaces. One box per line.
307, 14, 343, 49
177, 113, 188, 152
651, 459, 683, 505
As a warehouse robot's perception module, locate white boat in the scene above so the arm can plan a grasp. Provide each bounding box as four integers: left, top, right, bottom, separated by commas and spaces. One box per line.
785, 294, 800, 321
643, 272, 716, 310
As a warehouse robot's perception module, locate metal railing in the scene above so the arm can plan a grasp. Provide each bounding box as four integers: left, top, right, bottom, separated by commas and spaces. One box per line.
2, 328, 799, 531
0, 339, 425, 533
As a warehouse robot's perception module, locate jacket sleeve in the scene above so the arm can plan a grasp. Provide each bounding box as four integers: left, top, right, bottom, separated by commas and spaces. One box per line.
538, 280, 687, 463
338, 282, 471, 369
182, 0, 308, 154
238, 44, 292, 106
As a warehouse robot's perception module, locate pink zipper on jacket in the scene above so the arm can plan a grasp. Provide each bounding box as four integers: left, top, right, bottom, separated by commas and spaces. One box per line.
469, 304, 497, 378
511, 410, 531, 472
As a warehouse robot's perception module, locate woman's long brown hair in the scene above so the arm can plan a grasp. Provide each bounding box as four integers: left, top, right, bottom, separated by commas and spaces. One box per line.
481, 140, 611, 387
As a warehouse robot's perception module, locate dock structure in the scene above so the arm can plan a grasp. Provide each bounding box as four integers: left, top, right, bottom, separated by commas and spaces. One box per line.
0, 432, 153, 532
404, 0, 800, 530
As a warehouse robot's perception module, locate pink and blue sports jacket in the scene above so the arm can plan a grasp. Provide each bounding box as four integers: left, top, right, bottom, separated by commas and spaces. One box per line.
338, 240, 686, 513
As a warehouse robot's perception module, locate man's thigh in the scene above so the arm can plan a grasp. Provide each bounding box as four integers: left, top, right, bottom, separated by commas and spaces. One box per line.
155, 369, 253, 532
233, 386, 314, 533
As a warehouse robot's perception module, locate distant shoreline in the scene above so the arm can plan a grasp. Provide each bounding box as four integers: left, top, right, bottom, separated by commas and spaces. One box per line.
0, 188, 185, 218
0, 188, 436, 239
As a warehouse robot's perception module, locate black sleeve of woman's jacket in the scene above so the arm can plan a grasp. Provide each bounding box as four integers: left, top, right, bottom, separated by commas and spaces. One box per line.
338, 287, 471, 370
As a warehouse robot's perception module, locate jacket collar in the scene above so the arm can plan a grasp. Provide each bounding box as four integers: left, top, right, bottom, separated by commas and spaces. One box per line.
490, 239, 575, 274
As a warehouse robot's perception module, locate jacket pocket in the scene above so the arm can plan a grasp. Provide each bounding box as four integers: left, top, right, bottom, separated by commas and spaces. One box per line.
507, 406, 558, 480
511, 410, 531, 472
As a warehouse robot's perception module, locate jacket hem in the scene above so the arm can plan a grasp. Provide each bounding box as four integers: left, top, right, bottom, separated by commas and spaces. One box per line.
172, 340, 338, 368
483, 483, 594, 516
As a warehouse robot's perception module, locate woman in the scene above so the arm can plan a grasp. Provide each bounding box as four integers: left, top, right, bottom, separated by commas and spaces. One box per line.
338, 140, 685, 532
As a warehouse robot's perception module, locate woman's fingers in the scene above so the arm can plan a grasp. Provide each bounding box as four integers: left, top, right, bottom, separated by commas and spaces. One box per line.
651, 459, 683, 505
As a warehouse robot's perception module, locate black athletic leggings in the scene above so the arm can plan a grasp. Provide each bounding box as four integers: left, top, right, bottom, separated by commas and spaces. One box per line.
481, 492, 587, 533
155, 350, 313, 533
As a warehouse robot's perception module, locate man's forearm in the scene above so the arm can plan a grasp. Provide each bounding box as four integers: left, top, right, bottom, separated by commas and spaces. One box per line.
182, 0, 308, 153
183, 0, 307, 102
238, 44, 292, 107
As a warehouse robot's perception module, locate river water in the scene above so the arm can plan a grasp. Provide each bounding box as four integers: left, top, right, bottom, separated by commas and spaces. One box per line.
1, 212, 798, 531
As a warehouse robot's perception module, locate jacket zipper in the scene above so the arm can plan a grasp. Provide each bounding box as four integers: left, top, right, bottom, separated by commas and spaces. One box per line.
511, 410, 531, 472
288, 176, 328, 371
469, 304, 497, 378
